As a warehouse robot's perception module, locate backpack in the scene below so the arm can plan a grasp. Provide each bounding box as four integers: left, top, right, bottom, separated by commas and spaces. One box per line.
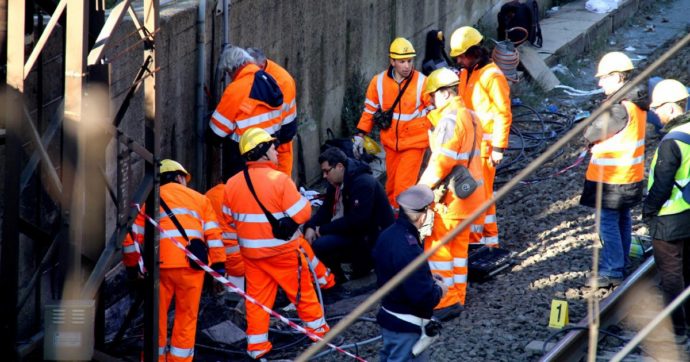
497, 0, 543, 48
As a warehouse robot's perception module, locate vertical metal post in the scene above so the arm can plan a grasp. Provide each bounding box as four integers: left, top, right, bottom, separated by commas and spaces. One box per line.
2, 0, 24, 358
142, 0, 160, 360
62, 0, 89, 299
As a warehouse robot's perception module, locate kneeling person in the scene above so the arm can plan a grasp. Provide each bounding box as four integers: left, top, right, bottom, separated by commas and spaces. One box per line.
305, 147, 394, 282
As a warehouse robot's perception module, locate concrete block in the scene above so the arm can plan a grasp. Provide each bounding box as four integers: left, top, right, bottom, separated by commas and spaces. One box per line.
202, 320, 246, 344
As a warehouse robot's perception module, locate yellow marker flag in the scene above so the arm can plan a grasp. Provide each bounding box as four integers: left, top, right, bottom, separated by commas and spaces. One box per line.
548, 299, 569, 329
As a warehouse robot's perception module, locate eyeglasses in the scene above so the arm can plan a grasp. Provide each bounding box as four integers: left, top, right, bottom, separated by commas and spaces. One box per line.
321, 167, 334, 175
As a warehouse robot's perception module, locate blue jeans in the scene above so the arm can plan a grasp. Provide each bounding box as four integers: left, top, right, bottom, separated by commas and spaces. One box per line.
380, 328, 427, 362
599, 208, 632, 278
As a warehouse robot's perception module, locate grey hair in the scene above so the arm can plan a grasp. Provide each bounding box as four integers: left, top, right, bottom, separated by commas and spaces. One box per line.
246, 47, 267, 68
218, 46, 254, 75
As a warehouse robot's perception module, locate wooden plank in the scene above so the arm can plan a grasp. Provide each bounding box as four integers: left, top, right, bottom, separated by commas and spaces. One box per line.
518, 46, 561, 92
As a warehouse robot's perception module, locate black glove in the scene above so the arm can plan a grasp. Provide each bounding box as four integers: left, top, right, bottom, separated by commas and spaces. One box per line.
126, 266, 141, 281
211, 262, 226, 275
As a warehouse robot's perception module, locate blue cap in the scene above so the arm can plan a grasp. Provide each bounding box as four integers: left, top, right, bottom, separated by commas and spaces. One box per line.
397, 185, 434, 212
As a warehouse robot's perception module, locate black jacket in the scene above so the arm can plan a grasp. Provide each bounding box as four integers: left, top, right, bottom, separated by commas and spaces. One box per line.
643, 113, 690, 241
373, 217, 443, 333
305, 158, 394, 243
580, 92, 646, 209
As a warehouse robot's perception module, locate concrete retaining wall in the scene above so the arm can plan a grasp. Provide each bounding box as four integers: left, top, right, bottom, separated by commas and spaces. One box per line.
107, 0, 558, 186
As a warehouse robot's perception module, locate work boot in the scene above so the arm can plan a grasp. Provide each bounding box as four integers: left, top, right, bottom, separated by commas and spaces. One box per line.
320, 284, 351, 305
433, 303, 464, 322
584, 274, 623, 288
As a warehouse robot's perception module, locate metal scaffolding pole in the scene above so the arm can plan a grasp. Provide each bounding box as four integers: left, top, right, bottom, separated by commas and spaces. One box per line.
61, 0, 89, 300
142, 0, 161, 360
1, 0, 25, 357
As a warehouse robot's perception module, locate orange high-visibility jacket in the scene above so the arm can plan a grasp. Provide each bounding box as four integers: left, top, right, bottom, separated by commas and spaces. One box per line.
357, 68, 431, 151
205, 183, 244, 276
222, 161, 311, 259
419, 97, 486, 219
123, 183, 226, 269
458, 62, 512, 157
265, 59, 297, 136
586, 101, 646, 184
210, 63, 284, 142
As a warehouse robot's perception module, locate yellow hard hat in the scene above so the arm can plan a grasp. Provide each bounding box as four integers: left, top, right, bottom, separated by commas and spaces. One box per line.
449, 26, 483, 57
595, 52, 634, 77
239, 127, 275, 155
651, 79, 689, 108
362, 135, 382, 155
160, 159, 191, 182
424, 67, 459, 95
389, 37, 416, 59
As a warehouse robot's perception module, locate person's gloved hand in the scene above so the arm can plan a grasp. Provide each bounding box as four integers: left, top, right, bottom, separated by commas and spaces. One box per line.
126, 266, 142, 281
433, 274, 449, 297
304, 227, 317, 243
490, 150, 503, 166
352, 135, 365, 159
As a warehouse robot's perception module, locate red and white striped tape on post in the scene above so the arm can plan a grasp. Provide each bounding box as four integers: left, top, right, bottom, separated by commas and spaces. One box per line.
132, 204, 366, 362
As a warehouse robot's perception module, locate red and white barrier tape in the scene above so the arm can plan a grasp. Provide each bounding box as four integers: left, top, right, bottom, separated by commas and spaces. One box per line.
132, 204, 366, 362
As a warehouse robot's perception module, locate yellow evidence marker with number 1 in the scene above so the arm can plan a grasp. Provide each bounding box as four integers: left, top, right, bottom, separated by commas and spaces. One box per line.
548, 299, 569, 329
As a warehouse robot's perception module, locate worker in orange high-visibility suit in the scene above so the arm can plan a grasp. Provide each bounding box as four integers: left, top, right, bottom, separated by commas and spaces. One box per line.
209, 46, 284, 178
207, 181, 335, 291
123, 160, 226, 362
450, 27, 512, 248
418, 68, 486, 321
222, 128, 329, 359
355, 37, 432, 208
247, 47, 297, 177
206, 182, 245, 284
582, 52, 647, 288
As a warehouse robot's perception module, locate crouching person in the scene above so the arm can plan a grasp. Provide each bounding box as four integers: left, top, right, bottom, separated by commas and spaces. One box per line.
373, 185, 448, 361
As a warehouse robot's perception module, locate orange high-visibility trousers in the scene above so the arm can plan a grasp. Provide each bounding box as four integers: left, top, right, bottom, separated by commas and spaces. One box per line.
299, 239, 336, 290
158, 268, 205, 362
481, 157, 499, 247
244, 252, 329, 359
276, 141, 294, 178
384, 147, 426, 208
425, 215, 470, 308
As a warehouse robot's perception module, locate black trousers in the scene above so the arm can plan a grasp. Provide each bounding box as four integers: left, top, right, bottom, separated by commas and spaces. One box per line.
311, 234, 373, 282
652, 236, 690, 335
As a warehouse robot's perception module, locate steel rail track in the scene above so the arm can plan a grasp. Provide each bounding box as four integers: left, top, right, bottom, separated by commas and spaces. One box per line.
540, 256, 656, 362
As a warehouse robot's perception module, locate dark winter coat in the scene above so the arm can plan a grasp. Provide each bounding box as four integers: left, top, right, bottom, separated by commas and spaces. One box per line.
373, 216, 443, 333
580, 88, 647, 209
643, 113, 690, 241
305, 158, 394, 244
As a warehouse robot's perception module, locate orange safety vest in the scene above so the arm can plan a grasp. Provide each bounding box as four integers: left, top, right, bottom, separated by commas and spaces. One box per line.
585, 101, 646, 184
210, 63, 283, 142
206, 183, 244, 276
222, 161, 311, 259
458, 62, 512, 157
419, 97, 486, 219
357, 68, 431, 151
265, 59, 297, 129
123, 183, 226, 268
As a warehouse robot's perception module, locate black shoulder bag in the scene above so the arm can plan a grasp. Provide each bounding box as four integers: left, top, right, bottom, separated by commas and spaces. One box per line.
160, 198, 208, 270
243, 168, 300, 240
435, 113, 480, 199
374, 74, 413, 130
448, 112, 480, 198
